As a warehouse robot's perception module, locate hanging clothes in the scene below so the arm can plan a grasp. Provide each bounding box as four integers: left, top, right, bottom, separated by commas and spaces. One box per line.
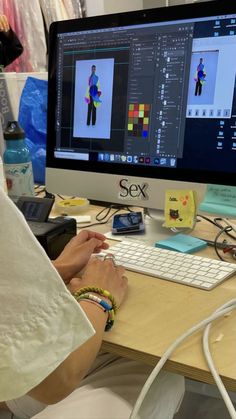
40, 0, 86, 31
64, 0, 86, 19
16, 0, 47, 71
39, 0, 69, 31
0, 0, 30, 72
0, 0, 46, 72
0, 0, 86, 72
62, 0, 77, 19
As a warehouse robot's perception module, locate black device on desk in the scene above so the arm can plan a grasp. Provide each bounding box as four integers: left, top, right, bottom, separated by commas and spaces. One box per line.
16, 196, 77, 259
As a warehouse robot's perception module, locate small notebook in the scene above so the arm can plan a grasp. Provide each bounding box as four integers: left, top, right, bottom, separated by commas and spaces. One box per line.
163, 189, 196, 229
155, 233, 207, 254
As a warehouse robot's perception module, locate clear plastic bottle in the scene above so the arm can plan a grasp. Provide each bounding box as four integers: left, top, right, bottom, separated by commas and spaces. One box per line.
3, 121, 34, 201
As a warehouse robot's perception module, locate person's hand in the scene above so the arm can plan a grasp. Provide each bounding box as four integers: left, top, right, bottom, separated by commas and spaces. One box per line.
53, 230, 109, 283
0, 15, 10, 32
68, 256, 128, 308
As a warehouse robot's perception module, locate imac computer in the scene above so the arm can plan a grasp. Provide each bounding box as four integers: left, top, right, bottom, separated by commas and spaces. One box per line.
46, 0, 236, 220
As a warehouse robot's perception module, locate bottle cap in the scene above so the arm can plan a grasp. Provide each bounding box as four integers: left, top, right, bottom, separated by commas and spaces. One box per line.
3, 121, 25, 140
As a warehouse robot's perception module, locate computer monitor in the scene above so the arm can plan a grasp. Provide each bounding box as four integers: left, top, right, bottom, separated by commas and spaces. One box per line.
46, 0, 236, 216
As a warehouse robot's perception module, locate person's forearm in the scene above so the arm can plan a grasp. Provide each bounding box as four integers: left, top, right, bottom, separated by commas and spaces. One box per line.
28, 301, 108, 404
52, 260, 72, 283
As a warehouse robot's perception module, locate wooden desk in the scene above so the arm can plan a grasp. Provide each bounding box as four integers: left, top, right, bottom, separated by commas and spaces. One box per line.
54, 201, 236, 391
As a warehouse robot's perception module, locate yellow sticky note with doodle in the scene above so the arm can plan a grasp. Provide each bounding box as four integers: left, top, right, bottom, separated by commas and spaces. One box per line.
163, 190, 196, 229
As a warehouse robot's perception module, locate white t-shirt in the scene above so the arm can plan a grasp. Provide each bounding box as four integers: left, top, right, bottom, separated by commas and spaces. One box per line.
0, 187, 94, 401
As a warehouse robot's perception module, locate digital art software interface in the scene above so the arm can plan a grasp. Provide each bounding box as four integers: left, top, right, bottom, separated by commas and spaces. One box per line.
54, 10, 236, 176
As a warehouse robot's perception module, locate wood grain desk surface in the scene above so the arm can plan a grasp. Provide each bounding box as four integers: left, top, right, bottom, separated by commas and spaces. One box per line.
53, 201, 236, 391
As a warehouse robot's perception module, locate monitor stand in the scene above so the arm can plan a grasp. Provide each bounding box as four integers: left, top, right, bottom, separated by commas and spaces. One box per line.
106, 208, 178, 246
144, 208, 176, 243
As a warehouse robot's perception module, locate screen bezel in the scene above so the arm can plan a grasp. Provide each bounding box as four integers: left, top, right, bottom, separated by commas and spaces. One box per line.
46, 0, 236, 188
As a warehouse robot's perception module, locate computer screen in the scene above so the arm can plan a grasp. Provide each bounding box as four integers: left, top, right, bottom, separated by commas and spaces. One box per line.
46, 0, 236, 212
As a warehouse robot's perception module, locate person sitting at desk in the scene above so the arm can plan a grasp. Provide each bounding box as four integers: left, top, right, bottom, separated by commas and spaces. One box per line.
0, 14, 23, 68
0, 187, 184, 419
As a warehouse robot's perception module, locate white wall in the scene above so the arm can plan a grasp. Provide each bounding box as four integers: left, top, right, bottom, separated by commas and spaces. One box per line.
85, 0, 205, 16
143, 0, 192, 7
143, 0, 209, 7
104, 0, 143, 14
143, 0, 166, 7
86, 0, 143, 16
85, 0, 105, 16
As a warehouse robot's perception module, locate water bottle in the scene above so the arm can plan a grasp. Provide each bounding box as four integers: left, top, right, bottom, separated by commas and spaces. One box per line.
0, 154, 7, 192
3, 121, 34, 201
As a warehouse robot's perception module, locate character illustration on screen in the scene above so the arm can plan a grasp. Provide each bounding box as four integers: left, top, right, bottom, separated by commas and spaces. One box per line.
194, 58, 206, 96
85, 65, 102, 126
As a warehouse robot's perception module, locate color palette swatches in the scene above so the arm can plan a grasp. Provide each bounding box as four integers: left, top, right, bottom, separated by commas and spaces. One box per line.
127, 103, 150, 138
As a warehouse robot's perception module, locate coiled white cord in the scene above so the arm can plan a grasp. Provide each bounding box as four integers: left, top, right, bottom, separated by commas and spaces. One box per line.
203, 300, 236, 419
129, 299, 236, 419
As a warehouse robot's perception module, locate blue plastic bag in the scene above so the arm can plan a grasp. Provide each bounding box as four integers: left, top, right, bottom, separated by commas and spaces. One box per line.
18, 76, 48, 184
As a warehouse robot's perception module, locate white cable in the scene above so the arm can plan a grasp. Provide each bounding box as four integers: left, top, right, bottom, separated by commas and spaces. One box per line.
203, 300, 236, 419
129, 299, 236, 419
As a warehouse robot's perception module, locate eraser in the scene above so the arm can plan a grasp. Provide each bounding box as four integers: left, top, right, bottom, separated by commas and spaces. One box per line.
65, 215, 91, 224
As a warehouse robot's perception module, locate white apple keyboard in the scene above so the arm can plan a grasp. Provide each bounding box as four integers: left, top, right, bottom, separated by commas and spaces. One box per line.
104, 240, 236, 290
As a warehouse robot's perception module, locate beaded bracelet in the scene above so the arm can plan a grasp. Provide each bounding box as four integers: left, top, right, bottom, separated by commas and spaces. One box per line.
79, 292, 112, 311
73, 286, 118, 313
74, 292, 115, 331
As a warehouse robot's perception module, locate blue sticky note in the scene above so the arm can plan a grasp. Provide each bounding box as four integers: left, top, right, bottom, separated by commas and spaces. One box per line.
155, 234, 207, 254
199, 184, 236, 217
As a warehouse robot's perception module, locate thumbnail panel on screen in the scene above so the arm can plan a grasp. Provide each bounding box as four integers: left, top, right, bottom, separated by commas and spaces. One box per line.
186, 35, 236, 119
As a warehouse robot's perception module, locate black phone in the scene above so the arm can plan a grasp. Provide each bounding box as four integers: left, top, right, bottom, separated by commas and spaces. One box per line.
111, 212, 145, 234
16, 196, 54, 222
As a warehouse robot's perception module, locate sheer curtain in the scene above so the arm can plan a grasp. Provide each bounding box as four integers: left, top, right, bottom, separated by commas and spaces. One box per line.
39, 0, 86, 31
